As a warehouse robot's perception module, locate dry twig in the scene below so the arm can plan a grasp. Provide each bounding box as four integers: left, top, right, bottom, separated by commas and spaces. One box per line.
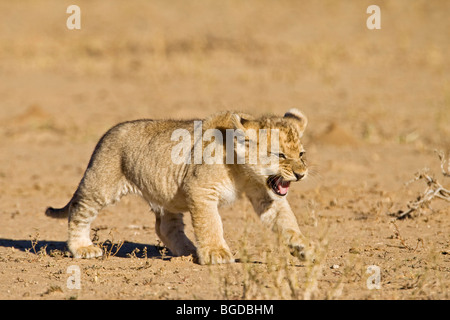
391, 150, 450, 219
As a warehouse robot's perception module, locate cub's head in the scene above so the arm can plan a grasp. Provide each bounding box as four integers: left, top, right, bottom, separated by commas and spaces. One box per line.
231, 108, 308, 198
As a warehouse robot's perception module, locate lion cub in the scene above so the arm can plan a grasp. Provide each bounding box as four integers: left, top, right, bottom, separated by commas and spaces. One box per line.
46, 109, 309, 264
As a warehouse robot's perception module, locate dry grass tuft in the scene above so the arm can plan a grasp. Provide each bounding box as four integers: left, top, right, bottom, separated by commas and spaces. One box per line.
95, 228, 125, 259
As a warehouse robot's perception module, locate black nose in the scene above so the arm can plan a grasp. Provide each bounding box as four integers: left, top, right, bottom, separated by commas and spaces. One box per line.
294, 172, 304, 181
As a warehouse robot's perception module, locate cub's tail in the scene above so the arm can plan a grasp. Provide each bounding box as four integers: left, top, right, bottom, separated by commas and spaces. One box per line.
45, 203, 70, 219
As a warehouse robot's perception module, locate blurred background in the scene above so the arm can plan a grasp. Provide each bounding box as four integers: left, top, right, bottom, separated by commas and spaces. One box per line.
0, 0, 448, 147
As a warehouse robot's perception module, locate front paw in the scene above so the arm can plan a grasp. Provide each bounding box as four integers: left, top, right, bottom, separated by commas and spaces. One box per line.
285, 232, 307, 261
197, 245, 235, 265
288, 242, 306, 261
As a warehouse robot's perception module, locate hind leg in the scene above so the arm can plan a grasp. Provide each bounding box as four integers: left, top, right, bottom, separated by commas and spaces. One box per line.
155, 210, 196, 257
67, 196, 104, 258
52, 122, 141, 258
67, 175, 131, 258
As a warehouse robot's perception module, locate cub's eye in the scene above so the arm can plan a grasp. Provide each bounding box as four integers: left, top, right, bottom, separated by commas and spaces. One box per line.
273, 153, 286, 159
299, 151, 305, 158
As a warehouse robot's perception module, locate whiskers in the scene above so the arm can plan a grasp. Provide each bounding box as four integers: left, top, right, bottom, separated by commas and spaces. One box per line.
280, 167, 294, 180
305, 164, 322, 185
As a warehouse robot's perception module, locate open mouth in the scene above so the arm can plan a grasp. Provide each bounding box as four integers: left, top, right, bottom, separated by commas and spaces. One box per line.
267, 175, 291, 196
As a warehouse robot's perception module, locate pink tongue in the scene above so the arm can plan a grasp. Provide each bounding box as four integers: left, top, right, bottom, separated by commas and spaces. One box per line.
277, 180, 290, 195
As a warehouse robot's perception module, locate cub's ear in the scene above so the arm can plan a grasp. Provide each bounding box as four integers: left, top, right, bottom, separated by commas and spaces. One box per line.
230, 113, 249, 132
284, 108, 308, 134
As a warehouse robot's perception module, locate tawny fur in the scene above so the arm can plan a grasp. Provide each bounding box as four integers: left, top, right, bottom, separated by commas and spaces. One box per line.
46, 109, 309, 264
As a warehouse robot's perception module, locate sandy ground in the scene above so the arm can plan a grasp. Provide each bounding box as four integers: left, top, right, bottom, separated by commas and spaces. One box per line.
0, 0, 449, 300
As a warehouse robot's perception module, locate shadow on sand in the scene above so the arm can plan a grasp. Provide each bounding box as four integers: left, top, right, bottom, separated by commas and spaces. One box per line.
0, 238, 173, 260
0, 239, 303, 266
